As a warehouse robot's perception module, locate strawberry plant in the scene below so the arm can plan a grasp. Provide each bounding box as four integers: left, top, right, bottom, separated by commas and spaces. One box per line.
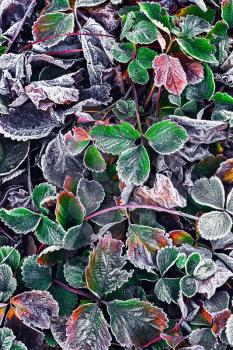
0, 0, 233, 349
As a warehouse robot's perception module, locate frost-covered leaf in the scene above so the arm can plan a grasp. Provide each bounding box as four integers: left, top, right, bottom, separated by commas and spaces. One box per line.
185, 63, 215, 101
145, 120, 188, 154
193, 259, 216, 280
226, 314, 233, 346
77, 178, 105, 215
84, 145, 106, 173
32, 183, 57, 215
177, 37, 217, 63
191, 176, 225, 210
226, 188, 233, 215
86, 234, 132, 297
107, 299, 168, 348
197, 260, 233, 299
41, 134, 84, 188
221, 0, 233, 28
180, 15, 210, 37
128, 58, 149, 85
32, 13, 74, 48
21, 255, 52, 291
64, 256, 87, 288
44, 0, 70, 12
198, 211, 232, 240
0, 208, 41, 234
0, 327, 15, 350
76, 0, 107, 6
55, 191, 85, 230
112, 42, 134, 63
157, 246, 179, 276
154, 278, 180, 304
116, 145, 150, 186
63, 222, 94, 250
35, 216, 65, 246
169, 230, 194, 246
180, 275, 198, 297
64, 127, 90, 156
10, 291, 59, 329
0, 246, 20, 271
152, 54, 187, 95
0, 103, 59, 142
139, 2, 171, 35
126, 20, 157, 44
133, 174, 186, 209
0, 137, 29, 176
80, 18, 115, 85
212, 92, 233, 124
126, 224, 167, 271
90, 122, 140, 155
66, 303, 111, 350
189, 328, 217, 349
0, 264, 16, 302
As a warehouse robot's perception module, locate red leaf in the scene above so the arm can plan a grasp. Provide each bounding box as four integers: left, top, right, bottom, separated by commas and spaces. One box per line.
153, 54, 187, 95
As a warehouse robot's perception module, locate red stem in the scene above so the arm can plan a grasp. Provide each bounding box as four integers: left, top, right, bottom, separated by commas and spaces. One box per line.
84, 204, 198, 222
53, 280, 95, 300
20, 31, 115, 51
44, 49, 83, 56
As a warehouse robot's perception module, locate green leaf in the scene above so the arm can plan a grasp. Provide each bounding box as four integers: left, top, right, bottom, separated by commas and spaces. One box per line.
221, 0, 233, 27
185, 63, 215, 101
84, 145, 106, 173
156, 246, 180, 276
137, 47, 157, 69
198, 211, 232, 240
177, 37, 217, 63
180, 275, 198, 297
90, 122, 140, 155
145, 120, 188, 155
185, 252, 202, 276
35, 215, 65, 246
32, 13, 74, 48
66, 303, 111, 350
64, 127, 90, 156
0, 264, 16, 302
111, 42, 134, 63
180, 15, 210, 37
49, 284, 77, 317
126, 20, 157, 44
191, 176, 225, 210
212, 92, 233, 123
176, 253, 187, 270
177, 5, 215, 23
193, 259, 216, 280
226, 189, 233, 215
21, 255, 52, 290
107, 299, 168, 348
45, 0, 70, 12
55, 191, 85, 230
64, 256, 87, 288
116, 145, 150, 185
139, 2, 171, 35
0, 208, 41, 235
63, 222, 94, 250
0, 246, 20, 271
126, 224, 167, 271
32, 183, 57, 215
0, 327, 15, 350
113, 99, 136, 119
128, 59, 149, 85
154, 278, 180, 304
120, 11, 135, 40
10, 340, 28, 350
77, 178, 105, 215
86, 234, 132, 297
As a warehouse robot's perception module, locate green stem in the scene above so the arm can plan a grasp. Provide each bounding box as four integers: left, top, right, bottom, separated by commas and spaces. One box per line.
132, 84, 143, 135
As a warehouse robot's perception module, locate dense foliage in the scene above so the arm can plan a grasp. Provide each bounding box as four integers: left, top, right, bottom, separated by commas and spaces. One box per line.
0, 0, 233, 349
